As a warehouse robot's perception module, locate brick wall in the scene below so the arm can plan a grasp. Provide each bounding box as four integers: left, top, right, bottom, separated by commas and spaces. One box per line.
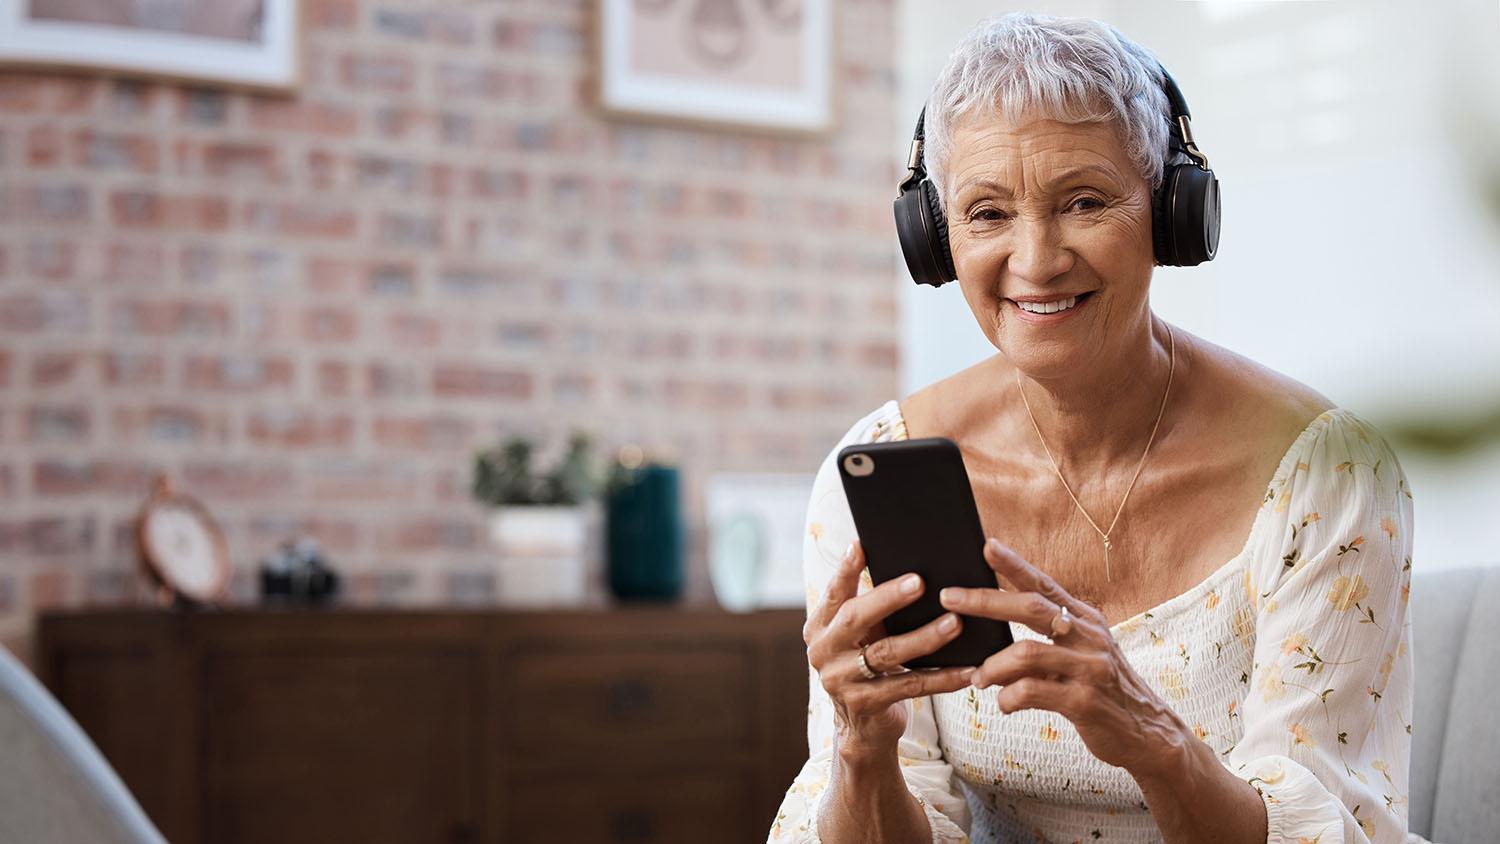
0, 0, 900, 655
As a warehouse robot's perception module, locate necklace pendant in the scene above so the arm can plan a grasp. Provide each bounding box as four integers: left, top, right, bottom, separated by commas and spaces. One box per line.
1103, 536, 1112, 582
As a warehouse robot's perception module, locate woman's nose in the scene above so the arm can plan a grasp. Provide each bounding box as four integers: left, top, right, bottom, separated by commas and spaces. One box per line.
1007, 217, 1073, 285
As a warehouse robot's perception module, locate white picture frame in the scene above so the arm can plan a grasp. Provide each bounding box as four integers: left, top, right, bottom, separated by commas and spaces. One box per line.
0, 0, 300, 92
595, 0, 833, 134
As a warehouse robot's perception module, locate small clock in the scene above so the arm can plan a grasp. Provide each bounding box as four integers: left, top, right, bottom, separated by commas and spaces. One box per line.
136, 475, 231, 606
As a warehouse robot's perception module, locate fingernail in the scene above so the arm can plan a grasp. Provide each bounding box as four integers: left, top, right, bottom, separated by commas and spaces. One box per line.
986, 537, 1003, 554
842, 543, 859, 570
959, 668, 975, 683
939, 614, 958, 633
940, 587, 960, 605
900, 573, 922, 594
973, 676, 989, 689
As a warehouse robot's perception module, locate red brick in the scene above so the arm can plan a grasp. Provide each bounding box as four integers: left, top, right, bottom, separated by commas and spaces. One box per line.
182, 460, 296, 500
73, 129, 159, 172
25, 405, 90, 444
0, 78, 46, 113
110, 190, 229, 231
306, 459, 419, 502
183, 355, 295, 392
384, 516, 479, 552
110, 299, 232, 337
306, 0, 359, 31
31, 352, 87, 388
102, 352, 165, 387
386, 313, 441, 347
0, 292, 89, 333
367, 361, 423, 398
859, 342, 898, 369
300, 306, 358, 342
247, 409, 355, 448
20, 184, 90, 224
111, 405, 232, 446
372, 415, 473, 450
104, 241, 168, 284
244, 200, 357, 239
303, 256, 360, 296
0, 516, 96, 555
30, 571, 69, 611
34, 459, 153, 497
26, 126, 64, 167
432, 365, 532, 400
338, 52, 415, 92
183, 140, 284, 181
316, 359, 354, 396
246, 97, 358, 136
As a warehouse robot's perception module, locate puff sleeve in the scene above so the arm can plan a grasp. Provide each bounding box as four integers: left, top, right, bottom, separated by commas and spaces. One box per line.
1226, 409, 1415, 843
767, 401, 971, 843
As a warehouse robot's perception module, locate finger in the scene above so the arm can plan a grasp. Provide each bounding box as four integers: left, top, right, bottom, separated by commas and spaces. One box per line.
972, 638, 1108, 690
994, 675, 1087, 717
938, 586, 1061, 639
812, 540, 866, 628
983, 538, 1102, 624
850, 665, 977, 710
825, 571, 925, 650
858, 612, 963, 675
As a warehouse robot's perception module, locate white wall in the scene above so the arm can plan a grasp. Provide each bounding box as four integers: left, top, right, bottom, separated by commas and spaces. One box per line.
894, 0, 1500, 571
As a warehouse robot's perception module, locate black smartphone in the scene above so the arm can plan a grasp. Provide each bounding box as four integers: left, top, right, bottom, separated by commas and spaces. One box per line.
837, 437, 1014, 669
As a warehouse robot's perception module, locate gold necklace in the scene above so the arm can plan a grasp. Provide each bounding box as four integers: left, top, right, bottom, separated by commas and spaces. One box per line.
1014, 322, 1175, 582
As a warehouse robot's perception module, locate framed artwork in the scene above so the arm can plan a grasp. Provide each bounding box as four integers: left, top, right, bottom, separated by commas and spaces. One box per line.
0, 0, 300, 91
595, 0, 833, 134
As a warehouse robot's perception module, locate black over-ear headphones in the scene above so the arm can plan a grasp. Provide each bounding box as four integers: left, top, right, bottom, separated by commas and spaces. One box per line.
894, 65, 1221, 287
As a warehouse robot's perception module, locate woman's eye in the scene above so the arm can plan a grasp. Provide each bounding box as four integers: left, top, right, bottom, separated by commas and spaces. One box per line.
1068, 196, 1105, 212
968, 207, 1008, 223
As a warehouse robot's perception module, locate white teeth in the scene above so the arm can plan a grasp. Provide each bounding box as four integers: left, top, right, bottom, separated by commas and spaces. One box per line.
1018, 295, 1077, 314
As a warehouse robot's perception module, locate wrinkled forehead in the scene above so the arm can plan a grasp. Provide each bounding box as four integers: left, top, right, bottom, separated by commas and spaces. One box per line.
944, 112, 1140, 197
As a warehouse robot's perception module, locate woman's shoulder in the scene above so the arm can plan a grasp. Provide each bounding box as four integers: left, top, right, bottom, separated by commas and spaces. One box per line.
1181, 331, 1335, 436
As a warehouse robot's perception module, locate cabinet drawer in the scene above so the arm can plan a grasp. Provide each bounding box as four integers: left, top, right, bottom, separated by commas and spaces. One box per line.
506, 644, 754, 753
505, 771, 756, 844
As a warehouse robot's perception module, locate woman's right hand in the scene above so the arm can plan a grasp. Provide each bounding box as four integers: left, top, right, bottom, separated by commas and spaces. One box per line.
803, 540, 977, 759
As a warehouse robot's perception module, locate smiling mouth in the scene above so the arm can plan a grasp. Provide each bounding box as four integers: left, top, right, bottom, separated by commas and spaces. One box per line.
1007, 291, 1096, 315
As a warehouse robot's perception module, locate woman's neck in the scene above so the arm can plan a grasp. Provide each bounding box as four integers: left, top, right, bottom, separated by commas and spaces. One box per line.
1010, 315, 1178, 479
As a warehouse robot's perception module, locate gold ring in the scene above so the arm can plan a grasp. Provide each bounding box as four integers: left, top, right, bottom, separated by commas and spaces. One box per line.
857, 644, 881, 679
1050, 605, 1073, 638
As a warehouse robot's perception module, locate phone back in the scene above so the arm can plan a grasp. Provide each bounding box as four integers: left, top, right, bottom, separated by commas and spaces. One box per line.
837, 437, 1013, 668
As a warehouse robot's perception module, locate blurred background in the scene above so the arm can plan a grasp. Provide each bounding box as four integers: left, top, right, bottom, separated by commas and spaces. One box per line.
0, 0, 1496, 842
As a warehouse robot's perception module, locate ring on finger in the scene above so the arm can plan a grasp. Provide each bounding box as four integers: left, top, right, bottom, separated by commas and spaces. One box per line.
856, 644, 881, 679
1049, 604, 1073, 638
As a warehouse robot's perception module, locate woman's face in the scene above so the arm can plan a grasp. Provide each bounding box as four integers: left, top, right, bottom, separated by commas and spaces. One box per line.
944, 114, 1156, 380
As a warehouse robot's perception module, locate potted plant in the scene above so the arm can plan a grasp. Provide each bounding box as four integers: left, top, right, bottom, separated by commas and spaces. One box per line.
472, 432, 600, 606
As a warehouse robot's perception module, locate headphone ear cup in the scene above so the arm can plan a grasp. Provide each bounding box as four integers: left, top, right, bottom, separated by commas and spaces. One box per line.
894, 178, 957, 286
1154, 163, 1221, 266
921, 180, 957, 283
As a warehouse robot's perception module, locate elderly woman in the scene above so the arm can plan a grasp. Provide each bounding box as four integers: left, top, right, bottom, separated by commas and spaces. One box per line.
769, 13, 1414, 844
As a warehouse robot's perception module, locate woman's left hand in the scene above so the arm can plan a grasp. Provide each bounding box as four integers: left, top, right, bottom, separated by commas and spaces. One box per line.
939, 537, 1191, 778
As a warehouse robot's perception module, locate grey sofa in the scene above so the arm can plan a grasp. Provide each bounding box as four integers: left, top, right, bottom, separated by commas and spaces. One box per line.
1410, 566, 1500, 844
0, 645, 166, 844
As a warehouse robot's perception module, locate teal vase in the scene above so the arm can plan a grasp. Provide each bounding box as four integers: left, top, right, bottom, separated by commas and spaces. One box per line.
606, 464, 684, 601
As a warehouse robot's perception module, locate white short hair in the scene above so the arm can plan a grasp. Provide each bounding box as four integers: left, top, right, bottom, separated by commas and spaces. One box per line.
923, 12, 1177, 212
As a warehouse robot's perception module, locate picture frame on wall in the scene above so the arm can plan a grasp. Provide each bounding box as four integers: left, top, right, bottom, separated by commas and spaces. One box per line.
0, 0, 300, 92
595, 0, 834, 134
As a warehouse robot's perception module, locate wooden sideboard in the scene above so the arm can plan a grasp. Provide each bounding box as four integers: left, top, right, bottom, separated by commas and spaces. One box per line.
35, 606, 809, 844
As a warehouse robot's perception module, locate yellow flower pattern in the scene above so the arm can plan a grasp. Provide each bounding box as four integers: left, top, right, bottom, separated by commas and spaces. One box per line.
769, 403, 1414, 844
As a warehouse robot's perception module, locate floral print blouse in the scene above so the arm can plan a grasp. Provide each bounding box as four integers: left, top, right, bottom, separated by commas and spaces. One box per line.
768, 401, 1416, 844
